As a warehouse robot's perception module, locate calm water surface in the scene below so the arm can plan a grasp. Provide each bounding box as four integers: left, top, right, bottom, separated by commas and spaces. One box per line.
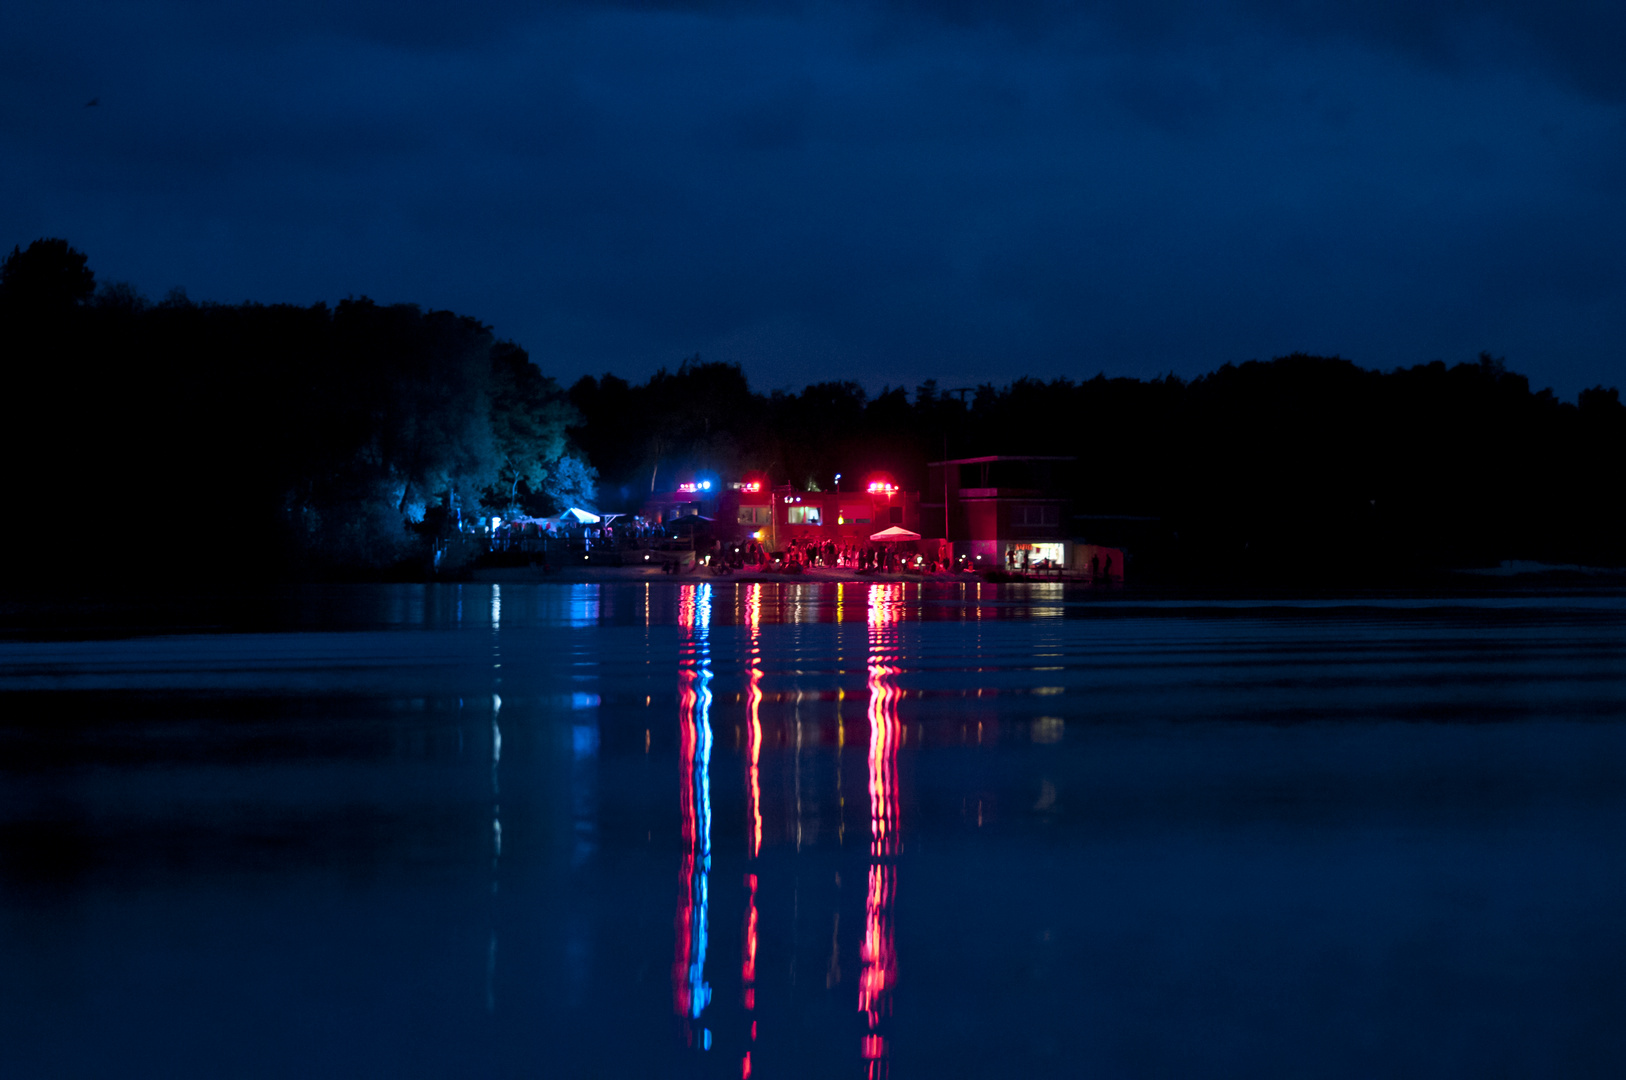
4, 582, 1626, 1077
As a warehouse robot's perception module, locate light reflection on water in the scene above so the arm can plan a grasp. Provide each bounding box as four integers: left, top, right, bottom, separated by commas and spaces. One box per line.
675, 583, 715, 1045
862, 584, 902, 1076
5, 582, 1626, 1077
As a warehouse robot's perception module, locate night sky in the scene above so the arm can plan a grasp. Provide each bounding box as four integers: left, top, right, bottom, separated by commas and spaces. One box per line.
4, 1, 1624, 396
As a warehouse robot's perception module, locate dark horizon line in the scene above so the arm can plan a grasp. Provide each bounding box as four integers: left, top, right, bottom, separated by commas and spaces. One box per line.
11, 237, 1615, 407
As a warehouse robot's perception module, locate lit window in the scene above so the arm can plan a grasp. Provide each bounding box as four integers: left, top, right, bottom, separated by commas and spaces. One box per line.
787, 506, 822, 525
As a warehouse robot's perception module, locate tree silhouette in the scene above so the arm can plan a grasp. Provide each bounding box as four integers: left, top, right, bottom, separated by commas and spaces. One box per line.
5, 237, 1624, 588
0, 238, 95, 316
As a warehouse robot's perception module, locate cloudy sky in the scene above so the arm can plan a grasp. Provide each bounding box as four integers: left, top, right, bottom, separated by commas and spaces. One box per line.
4, 1, 1624, 396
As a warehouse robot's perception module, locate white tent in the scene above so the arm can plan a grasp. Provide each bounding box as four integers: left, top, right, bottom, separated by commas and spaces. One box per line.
868, 526, 921, 542
560, 507, 602, 524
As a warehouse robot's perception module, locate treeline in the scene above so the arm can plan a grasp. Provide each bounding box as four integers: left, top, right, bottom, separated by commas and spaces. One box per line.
5, 237, 1623, 588
570, 354, 1626, 584
1, 240, 591, 584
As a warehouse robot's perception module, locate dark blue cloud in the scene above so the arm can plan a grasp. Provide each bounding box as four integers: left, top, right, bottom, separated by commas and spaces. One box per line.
2, 0, 1622, 396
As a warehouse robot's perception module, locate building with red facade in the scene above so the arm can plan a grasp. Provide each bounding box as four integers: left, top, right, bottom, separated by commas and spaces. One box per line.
639, 457, 1122, 578
643, 477, 920, 550
924, 454, 1121, 578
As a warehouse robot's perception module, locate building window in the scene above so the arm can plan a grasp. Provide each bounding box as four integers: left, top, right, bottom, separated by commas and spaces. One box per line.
787, 506, 822, 525
737, 505, 770, 525
1014, 504, 1060, 526
839, 505, 869, 525
1009, 542, 1065, 568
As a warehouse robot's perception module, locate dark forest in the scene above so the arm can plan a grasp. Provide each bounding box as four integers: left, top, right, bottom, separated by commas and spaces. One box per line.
5, 239, 1623, 589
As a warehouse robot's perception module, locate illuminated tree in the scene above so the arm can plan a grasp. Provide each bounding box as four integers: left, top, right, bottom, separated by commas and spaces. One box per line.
486, 341, 578, 513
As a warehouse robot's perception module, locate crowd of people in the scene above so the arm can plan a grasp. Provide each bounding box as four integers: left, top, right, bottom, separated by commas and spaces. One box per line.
781, 537, 924, 572
491, 514, 998, 576
748, 537, 972, 574
489, 515, 661, 554
654, 534, 964, 575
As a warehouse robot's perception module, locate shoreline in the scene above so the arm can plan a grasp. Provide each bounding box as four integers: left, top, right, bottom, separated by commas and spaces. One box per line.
465, 564, 1004, 586
462, 557, 1626, 589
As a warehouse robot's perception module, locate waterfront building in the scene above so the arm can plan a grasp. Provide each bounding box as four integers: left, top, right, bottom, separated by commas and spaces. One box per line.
925, 454, 1123, 578
642, 475, 921, 550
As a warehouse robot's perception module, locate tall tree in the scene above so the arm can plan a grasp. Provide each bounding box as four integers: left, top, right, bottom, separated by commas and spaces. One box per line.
0, 238, 95, 317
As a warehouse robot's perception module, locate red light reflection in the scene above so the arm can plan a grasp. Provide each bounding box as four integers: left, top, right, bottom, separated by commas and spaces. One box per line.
741, 585, 762, 1077
860, 583, 904, 1074
745, 584, 763, 858
673, 745, 699, 1013
673, 585, 713, 1040
742, 872, 759, 990
673, 638, 699, 1015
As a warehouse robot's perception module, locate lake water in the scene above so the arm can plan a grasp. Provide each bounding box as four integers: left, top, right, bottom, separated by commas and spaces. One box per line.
4, 582, 1626, 1077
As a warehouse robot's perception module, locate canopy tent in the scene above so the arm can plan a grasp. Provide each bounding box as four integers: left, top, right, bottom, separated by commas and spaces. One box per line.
869, 526, 921, 542
560, 507, 602, 524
